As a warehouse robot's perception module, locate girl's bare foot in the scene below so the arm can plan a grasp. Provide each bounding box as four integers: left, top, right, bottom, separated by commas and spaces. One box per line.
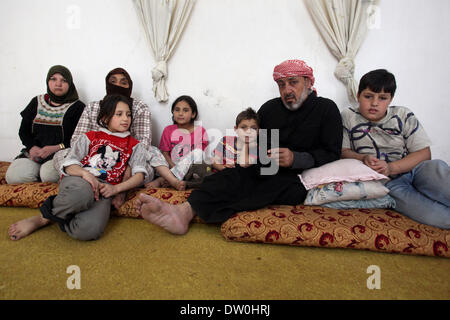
112, 192, 127, 210
160, 179, 171, 188
134, 193, 194, 235
164, 175, 186, 191
145, 177, 164, 189
8, 215, 51, 241
173, 179, 186, 191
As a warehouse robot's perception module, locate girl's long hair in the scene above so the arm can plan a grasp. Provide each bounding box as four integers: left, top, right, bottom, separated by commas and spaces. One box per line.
97, 94, 133, 129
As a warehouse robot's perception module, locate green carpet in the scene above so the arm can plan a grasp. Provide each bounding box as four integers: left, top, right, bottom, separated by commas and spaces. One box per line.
1, 207, 449, 300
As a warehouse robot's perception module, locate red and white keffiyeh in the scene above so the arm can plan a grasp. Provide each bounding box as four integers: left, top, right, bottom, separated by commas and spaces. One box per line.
273, 59, 315, 86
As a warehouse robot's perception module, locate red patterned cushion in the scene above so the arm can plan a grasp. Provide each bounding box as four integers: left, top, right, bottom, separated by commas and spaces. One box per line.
0, 162, 185, 211
0, 182, 59, 208
221, 205, 450, 258
2, 160, 449, 258
0, 162, 203, 221
0, 162, 192, 215
0, 160, 61, 207
0, 161, 10, 185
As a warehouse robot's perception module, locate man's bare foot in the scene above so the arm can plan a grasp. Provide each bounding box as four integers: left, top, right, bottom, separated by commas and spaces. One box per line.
145, 177, 164, 189
112, 192, 127, 210
135, 193, 194, 235
8, 215, 51, 241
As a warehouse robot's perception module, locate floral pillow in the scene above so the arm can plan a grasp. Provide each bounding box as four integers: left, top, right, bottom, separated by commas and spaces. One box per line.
304, 180, 389, 205
299, 159, 388, 190
322, 194, 396, 209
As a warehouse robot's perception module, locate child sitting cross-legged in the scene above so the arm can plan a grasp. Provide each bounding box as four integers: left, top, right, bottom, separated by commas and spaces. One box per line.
341, 69, 449, 229
8, 94, 182, 241
149, 95, 208, 188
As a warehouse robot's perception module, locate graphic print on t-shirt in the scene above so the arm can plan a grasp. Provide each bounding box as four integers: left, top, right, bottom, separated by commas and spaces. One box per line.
83, 144, 121, 181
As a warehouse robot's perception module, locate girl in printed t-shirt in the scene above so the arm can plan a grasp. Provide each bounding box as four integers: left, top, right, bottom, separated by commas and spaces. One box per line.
8, 94, 183, 241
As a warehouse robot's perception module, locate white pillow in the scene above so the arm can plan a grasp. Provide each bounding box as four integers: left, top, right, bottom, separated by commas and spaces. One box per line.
304, 180, 390, 205
299, 159, 388, 190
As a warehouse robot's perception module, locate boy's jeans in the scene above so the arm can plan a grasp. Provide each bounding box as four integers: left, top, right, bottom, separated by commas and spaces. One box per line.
386, 159, 450, 229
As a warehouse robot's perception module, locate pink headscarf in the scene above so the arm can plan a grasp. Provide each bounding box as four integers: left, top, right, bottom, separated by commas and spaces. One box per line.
273, 59, 315, 87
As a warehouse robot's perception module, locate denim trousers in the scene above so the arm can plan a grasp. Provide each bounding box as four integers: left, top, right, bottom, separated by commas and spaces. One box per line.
386, 159, 450, 229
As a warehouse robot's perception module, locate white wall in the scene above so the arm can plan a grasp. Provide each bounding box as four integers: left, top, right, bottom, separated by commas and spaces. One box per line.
1, 0, 449, 162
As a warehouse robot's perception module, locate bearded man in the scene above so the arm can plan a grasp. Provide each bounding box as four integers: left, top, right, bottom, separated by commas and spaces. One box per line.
135, 59, 343, 235
258, 59, 342, 171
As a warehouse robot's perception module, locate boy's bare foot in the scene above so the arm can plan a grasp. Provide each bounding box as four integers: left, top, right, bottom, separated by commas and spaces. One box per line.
135, 193, 194, 235
8, 215, 51, 241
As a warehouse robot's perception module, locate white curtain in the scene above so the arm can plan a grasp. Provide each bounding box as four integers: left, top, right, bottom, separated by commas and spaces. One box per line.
133, 0, 196, 102
305, 0, 376, 103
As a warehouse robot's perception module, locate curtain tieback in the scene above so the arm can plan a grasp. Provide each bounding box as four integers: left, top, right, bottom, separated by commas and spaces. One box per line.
334, 56, 355, 85
152, 60, 168, 82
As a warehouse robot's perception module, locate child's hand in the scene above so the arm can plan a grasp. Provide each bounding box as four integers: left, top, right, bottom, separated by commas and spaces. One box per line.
363, 156, 390, 176
371, 160, 391, 176
224, 163, 235, 169
81, 171, 100, 200
99, 183, 118, 198
362, 154, 378, 167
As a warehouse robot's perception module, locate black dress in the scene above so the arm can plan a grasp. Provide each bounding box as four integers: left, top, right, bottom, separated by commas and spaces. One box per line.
17, 94, 85, 162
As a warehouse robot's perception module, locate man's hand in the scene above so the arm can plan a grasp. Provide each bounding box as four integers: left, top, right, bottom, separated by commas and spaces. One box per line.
268, 148, 294, 167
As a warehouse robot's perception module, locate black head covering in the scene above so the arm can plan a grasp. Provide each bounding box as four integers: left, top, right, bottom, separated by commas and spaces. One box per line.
46, 65, 79, 104
105, 68, 133, 98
